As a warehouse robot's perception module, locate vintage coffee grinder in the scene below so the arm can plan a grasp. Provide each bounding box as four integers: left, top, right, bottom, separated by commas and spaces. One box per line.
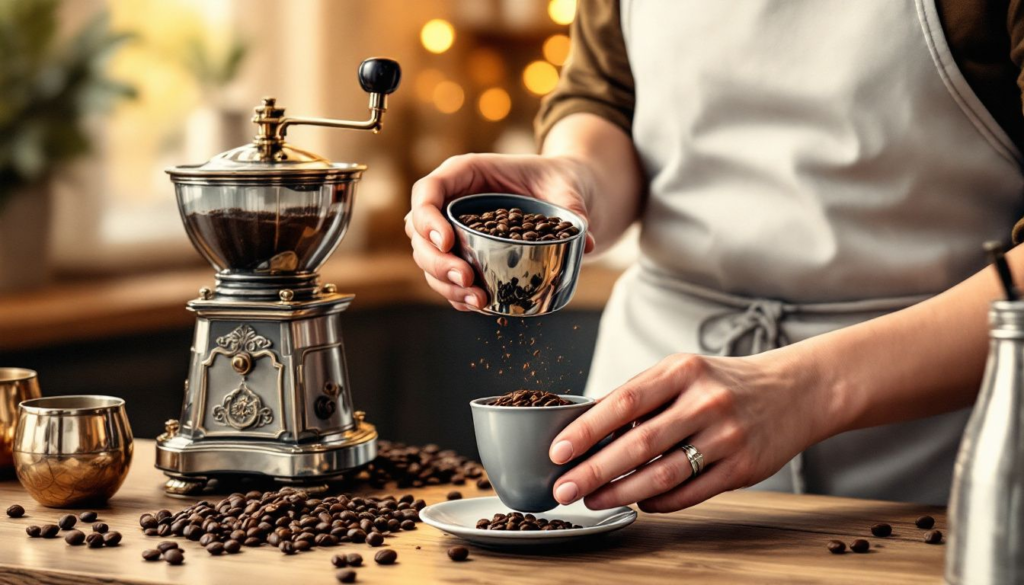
156, 58, 401, 494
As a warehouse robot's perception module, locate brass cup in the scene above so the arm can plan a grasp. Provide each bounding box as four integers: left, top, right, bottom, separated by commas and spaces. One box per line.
0, 368, 42, 472
14, 395, 133, 508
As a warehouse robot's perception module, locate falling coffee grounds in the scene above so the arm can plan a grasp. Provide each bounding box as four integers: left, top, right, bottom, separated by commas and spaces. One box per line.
491, 389, 572, 407
475, 512, 582, 531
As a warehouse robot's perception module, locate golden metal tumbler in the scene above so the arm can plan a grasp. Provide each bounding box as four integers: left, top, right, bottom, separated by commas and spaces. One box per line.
0, 368, 42, 471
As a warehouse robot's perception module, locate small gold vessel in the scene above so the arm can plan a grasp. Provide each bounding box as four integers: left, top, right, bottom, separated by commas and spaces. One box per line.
0, 368, 42, 472
14, 396, 133, 508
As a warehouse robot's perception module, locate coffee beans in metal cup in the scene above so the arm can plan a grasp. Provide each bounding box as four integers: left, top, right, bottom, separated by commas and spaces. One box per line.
475, 512, 582, 531
490, 389, 572, 407
456, 208, 580, 242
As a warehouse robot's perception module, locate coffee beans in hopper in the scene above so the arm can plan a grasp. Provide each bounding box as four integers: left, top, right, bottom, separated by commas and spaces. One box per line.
476, 512, 582, 531
490, 389, 572, 407
457, 208, 580, 242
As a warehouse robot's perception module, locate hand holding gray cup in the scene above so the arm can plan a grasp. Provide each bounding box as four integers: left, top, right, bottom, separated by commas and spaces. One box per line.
471, 394, 594, 513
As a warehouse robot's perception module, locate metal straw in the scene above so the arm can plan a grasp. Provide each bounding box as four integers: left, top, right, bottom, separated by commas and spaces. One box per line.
984, 240, 1019, 301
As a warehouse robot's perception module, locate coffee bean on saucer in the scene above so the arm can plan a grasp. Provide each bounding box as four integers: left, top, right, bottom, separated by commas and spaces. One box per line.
224, 539, 241, 554
6, 504, 25, 518
366, 532, 384, 547
86, 533, 104, 548
374, 548, 397, 565
851, 539, 870, 553
40, 524, 60, 539
827, 540, 846, 554
164, 548, 184, 565
924, 530, 943, 544
103, 531, 122, 547
206, 542, 225, 555
92, 522, 109, 534
79, 511, 97, 523
476, 478, 491, 490
916, 515, 935, 529
871, 523, 892, 537
447, 490, 462, 501
64, 530, 85, 546
336, 569, 357, 583
142, 549, 162, 561
26, 525, 41, 538
447, 546, 469, 561
57, 514, 76, 530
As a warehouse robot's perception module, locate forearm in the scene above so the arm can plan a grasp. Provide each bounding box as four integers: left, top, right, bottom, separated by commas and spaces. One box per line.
541, 112, 644, 252
770, 247, 1022, 442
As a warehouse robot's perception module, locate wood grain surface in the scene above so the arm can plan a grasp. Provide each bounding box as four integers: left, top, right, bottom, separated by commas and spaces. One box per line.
0, 440, 946, 584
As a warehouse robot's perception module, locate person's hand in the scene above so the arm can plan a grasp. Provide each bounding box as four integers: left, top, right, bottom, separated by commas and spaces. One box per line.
548, 351, 836, 512
405, 153, 596, 311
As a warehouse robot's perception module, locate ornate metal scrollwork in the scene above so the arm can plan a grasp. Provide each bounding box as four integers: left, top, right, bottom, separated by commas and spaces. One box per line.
212, 382, 274, 430
216, 325, 272, 354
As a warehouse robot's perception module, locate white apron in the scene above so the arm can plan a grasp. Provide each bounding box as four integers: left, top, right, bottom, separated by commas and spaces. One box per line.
587, 0, 1024, 504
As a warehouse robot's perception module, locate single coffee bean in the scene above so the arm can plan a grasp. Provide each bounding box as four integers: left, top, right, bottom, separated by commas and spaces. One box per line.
332, 553, 348, 567
447, 490, 462, 501
827, 540, 846, 554
57, 514, 77, 530
851, 539, 870, 553
199, 533, 217, 547
374, 548, 397, 565
924, 530, 943, 544
139, 514, 158, 529
447, 546, 469, 561
78, 511, 97, 523
871, 523, 892, 537
86, 533, 104, 548
207, 542, 225, 555
164, 548, 185, 565
142, 549, 162, 561
64, 530, 86, 546
6, 504, 25, 518
346, 553, 364, 567
916, 515, 935, 529
347, 528, 366, 543
143, 528, 159, 536
279, 541, 296, 555
92, 522, 109, 534
477, 478, 491, 490
366, 531, 384, 547
26, 525, 42, 538
400, 519, 416, 531
224, 539, 241, 554
336, 569, 357, 583
295, 540, 312, 552
244, 536, 261, 547
103, 531, 122, 547
157, 541, 179, 553
40, 524, 60, 539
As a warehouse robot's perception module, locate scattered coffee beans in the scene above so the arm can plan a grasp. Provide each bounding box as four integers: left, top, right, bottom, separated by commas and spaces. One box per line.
851, 539, 870, 553
164, 548, 185, 565
336, 569, 357, 583
490, 389, 571, 407
92, 522, 109, 534
871, 523, 892, 537
826, 540, 846, 554
79, 511, 98, 523
142, 549, 162, 561
457, 207, 581, 242
374, 548, 398, 565
157, 541, 179, 553
366, 532, 384, 547
364, 441, 485, 489
86, 533, 104, 548
924, 530, 943, 544
6, 504, 25, 518
346, 553, 364, 567
476, 512, 582, 531
25, 525, 41, 538
447, 490, 462, 501
40, 524, 59, 539
916, 515, 935, 529
64, 530, 85, 546
57, 514, 77, 530
447, 546, 469, 561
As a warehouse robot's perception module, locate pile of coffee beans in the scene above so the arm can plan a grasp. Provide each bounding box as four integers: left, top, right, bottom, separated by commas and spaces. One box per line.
490, 389, 571, 407
475, 512, 582, 531
362, 441, 487, 490
139, 487, 424, 557
456, 208, 580, 242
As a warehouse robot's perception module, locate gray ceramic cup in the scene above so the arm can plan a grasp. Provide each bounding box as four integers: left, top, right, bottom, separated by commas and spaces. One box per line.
471, 394, 594, 513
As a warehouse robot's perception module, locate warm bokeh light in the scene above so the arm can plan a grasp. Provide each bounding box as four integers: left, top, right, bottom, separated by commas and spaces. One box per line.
420, 19, 455, 54
478, 88, 512, 121
468, 48, 505, 86
433, 80, 465, 113
543, 34, 571, 66
415, 68, 446, 103
548, 0, 576, 25
522, 60, 560, 95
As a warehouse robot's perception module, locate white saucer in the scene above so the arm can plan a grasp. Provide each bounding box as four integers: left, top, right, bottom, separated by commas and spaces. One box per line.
420, 496, 637, 548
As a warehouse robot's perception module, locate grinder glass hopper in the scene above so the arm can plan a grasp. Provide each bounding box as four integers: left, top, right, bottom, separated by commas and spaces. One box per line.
156, 58, 401, 495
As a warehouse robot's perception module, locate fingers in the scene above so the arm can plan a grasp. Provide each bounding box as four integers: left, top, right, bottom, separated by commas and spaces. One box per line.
408, 222, 476, 289
410, 155, 491, 253
552, 404, 700, 506
636, 459, 741, 514
550, 356, 703, 466
423, 272, 487, 310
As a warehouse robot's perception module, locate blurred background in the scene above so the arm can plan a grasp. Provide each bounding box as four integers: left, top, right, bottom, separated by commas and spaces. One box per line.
0, 0, 634, 457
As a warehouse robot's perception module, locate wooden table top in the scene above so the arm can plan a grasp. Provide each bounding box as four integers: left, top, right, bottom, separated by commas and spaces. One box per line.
0, 440, 946, 584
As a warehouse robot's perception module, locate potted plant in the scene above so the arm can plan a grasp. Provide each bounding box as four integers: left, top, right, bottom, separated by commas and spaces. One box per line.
0, 0, 134, 292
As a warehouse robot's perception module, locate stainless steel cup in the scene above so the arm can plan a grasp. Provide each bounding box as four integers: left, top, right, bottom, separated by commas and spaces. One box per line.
471, 395, 594, 512
14, 395, 133, 508
447, 193, 587, 317
0, 368, 42, 471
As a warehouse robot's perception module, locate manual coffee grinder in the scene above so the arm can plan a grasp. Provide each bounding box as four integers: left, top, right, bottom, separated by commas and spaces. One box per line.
156, 58, 401, 495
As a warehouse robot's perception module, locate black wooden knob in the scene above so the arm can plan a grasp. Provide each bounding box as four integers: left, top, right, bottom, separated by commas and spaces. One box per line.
358, 58, 401, 95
